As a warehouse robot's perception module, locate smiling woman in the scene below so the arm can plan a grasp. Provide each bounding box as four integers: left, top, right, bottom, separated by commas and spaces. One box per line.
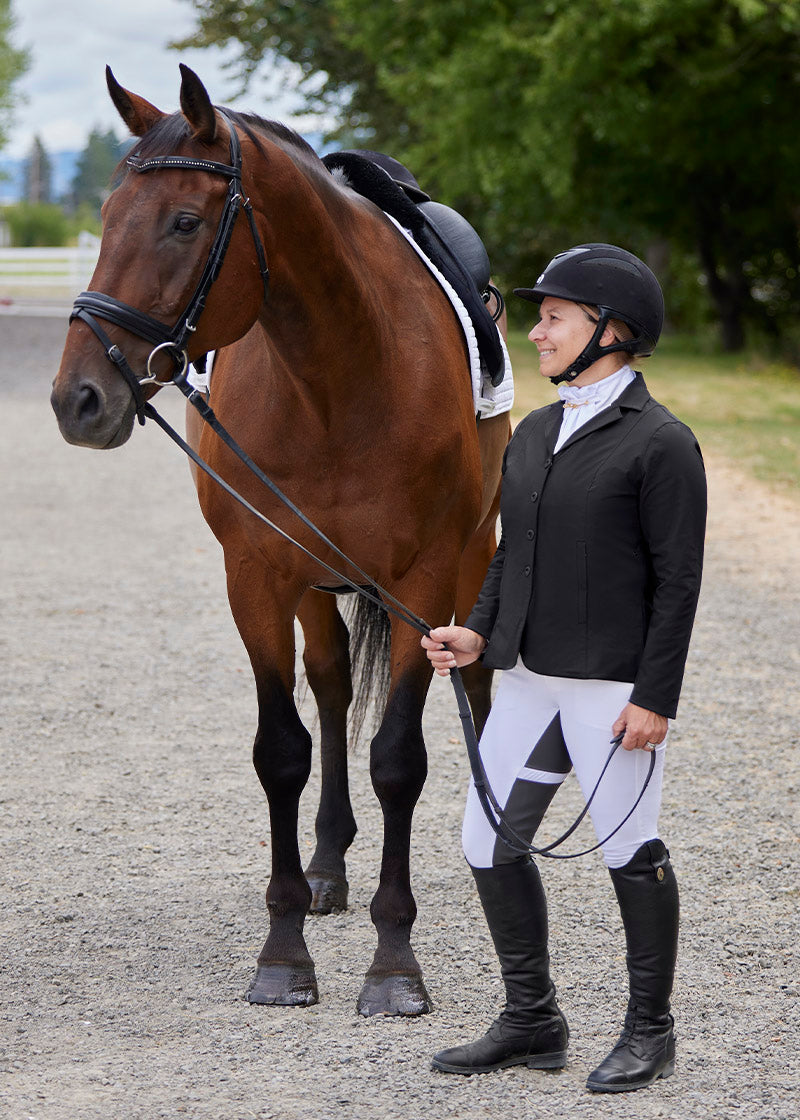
422, 243, 707, 1094
528, 299, 613, 383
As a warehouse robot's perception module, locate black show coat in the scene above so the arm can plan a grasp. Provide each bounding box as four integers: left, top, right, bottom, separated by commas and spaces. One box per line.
465, 374, 707, 718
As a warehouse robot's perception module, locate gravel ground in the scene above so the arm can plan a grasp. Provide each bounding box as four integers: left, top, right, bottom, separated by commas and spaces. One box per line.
1, 313, 798, 1120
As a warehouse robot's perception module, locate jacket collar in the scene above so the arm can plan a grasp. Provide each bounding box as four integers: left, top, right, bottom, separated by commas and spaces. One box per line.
552, 371, 651, 455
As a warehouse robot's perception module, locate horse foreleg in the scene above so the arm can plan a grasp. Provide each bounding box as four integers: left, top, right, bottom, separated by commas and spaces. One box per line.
225, 562, 318, 1006
297, 589, 356, 914
357, 672, 431, 1016
357, 582, 454, 1017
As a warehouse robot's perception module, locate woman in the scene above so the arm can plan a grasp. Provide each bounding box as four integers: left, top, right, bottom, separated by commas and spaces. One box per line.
422, 244, 706, 1093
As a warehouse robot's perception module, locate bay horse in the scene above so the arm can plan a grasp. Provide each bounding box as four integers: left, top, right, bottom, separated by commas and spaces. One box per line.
50, 65, 509, 1016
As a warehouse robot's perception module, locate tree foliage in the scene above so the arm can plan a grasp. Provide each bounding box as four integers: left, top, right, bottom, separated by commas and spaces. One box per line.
2, 200, 68, 246
68, 128, 129, 217
180, 0, 800, 351
0, 0, 29, 151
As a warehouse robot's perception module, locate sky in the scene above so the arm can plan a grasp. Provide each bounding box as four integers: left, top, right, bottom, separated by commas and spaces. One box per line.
6, 0, 317, 158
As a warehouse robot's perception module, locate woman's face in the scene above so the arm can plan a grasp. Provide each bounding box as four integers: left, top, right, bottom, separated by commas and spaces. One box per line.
528, 297, 597, 381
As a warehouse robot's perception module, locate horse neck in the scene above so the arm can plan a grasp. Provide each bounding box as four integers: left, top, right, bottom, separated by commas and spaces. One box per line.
245, 135, 391, 387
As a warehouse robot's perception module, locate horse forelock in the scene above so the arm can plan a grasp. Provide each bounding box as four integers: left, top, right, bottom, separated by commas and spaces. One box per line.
113, 107, 323, 184
114, 113, 192, 179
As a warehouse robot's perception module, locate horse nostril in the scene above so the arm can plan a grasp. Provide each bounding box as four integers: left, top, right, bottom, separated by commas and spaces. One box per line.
76, 382, 102, 424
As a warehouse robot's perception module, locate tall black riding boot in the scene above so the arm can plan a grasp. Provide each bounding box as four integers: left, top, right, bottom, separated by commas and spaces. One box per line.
586, 838, 679, 1093
432, 858, 569, 1075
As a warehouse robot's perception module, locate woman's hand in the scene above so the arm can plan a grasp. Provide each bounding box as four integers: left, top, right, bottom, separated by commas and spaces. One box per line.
421, 626, 487, 677
613, 702, 668, 752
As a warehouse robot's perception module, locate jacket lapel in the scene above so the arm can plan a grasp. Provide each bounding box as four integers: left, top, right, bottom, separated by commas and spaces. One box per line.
543, 403, 562, 456
554, 373, 651, 456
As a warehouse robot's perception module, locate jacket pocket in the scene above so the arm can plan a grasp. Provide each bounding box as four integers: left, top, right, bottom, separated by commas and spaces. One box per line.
576, 541, 588, 624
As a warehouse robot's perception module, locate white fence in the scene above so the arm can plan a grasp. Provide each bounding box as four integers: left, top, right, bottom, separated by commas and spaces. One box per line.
0, 232, 101, 297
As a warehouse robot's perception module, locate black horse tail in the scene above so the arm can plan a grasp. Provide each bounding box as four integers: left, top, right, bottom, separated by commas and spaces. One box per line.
344, 594, 392, 743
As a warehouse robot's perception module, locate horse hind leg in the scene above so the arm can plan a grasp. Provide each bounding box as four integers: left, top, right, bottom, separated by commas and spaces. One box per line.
297, 590, 357, 914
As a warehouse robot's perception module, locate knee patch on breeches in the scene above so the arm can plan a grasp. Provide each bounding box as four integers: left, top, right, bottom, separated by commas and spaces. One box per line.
465, 712, 573, 867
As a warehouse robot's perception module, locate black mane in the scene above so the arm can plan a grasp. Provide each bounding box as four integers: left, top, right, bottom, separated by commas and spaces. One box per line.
230, 110, 319, 163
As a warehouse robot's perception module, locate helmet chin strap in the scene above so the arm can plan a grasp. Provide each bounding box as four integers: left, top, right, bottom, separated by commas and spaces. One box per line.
549, 308, 639, 385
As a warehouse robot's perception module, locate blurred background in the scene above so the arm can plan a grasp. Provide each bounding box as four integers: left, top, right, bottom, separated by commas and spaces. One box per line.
1, 0, 798, 485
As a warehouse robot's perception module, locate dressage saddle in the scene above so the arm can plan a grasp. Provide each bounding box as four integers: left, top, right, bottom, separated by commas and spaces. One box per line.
322, 149, 505, 387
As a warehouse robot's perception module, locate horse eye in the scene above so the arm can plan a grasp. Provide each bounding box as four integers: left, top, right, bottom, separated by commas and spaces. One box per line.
174, 214, 201, 234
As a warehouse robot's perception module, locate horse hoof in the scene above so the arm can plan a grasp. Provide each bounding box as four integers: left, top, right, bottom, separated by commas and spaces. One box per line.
246, 962, 319, 1006
306, 873, 349, 914
357, 972, 433, 1017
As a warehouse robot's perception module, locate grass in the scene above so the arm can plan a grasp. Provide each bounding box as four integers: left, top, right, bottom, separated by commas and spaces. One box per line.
505, 330, 800, 494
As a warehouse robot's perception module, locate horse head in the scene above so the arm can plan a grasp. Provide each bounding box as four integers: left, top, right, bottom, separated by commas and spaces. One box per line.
51, 66, 268, 448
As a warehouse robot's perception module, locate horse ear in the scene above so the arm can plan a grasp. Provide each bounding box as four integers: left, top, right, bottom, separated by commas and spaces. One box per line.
106, 66, 164, 137
178, 64, 217, 144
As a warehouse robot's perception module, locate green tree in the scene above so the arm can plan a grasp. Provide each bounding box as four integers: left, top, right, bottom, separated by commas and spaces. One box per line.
2, 201, 68, 246
179, 0, 800, 352
23, 134, 51, 203
69, 127, 128, 217
0, 0, 28, 151
174, 0, 409, 144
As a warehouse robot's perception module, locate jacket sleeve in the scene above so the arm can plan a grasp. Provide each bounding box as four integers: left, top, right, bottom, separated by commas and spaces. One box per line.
464, 529, 506, 640
629, 420, 707, 718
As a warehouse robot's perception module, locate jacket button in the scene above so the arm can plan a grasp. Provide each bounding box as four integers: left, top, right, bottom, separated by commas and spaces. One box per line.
530, 491, 538, 502
544, 458, 553, 469
523, 565, 531, 576
526, 529, 534, 540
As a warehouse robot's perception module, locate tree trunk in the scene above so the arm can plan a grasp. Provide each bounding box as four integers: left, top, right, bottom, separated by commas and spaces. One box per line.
646, 240, 673, 334
695, 207, 747, 351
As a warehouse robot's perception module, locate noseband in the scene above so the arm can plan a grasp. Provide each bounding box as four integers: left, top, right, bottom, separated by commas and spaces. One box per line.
70, 111, 270, 424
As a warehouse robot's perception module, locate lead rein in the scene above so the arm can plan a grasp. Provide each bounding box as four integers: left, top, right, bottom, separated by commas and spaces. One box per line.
144, 374, 653, 859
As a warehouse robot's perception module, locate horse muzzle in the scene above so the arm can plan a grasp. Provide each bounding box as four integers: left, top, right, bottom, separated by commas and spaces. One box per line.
50, 369, 137, 449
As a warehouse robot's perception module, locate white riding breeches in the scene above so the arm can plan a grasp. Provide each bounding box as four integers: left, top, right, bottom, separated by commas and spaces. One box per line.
462, 660, 668, 870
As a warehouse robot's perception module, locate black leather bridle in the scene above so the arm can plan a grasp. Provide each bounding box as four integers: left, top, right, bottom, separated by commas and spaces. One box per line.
70, 110, 270, 425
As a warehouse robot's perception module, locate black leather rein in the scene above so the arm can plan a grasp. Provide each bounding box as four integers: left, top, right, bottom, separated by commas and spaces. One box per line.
70, 110, 270, 425
147, 373, 654, 861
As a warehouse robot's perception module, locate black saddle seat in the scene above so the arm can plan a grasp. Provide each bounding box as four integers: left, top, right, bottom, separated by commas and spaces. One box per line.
322, 150, 505, 386
417, 200, 491, 296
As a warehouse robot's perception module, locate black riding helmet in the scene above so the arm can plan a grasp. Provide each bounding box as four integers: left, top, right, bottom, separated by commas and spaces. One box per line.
514, 244, 664, 384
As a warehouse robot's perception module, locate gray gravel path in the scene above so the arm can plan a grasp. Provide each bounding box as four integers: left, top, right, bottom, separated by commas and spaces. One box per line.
1, 314, 798, 1120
